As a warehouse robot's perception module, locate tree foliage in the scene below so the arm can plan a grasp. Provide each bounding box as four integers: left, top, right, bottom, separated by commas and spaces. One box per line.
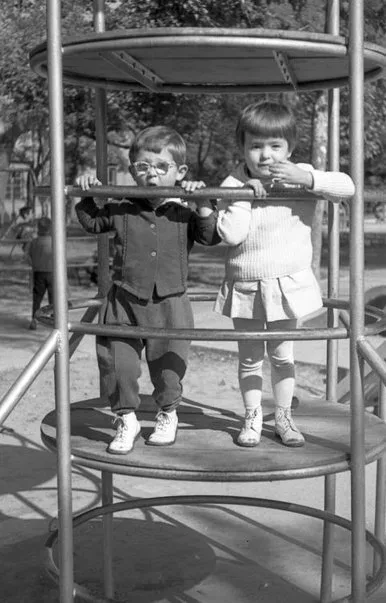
1, 0, 386, 188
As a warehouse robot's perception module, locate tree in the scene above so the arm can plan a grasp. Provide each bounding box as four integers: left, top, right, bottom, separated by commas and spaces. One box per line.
1, 0, 386, 248
0, 3, 85, 218
0, 2, 124, 217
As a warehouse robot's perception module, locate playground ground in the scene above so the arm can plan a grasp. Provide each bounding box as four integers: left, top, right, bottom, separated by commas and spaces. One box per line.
1, 236, 386, 601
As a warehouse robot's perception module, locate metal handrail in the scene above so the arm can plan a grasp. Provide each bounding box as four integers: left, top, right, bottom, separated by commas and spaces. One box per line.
35, 184, 328, 201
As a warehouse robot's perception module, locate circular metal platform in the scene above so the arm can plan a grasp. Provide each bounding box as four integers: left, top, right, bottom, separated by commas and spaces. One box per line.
41, 396, 386, 482
29, 27, 386, 93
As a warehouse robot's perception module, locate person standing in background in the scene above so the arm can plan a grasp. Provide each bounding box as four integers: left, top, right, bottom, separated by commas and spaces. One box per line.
25, 217, 53, 330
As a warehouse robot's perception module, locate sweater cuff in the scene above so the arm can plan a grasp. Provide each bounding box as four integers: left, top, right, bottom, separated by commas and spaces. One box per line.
309, 169, 325, 192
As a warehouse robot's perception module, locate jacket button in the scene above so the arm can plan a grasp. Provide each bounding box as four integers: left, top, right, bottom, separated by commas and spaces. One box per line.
151, 251, 156, 257
150, 224, 156, 229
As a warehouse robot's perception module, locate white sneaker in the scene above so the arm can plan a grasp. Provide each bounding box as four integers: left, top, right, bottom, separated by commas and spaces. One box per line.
237, 407, 263, 447
146, 410, 178, 446
275, 407, 305, 447
107, 413, 141, 455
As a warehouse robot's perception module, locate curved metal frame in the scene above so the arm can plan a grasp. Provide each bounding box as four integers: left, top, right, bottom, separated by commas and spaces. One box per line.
35, 294, 386, 341
29, 27, 386, 93
1, 1, 386, 602
44, 495, 386, 603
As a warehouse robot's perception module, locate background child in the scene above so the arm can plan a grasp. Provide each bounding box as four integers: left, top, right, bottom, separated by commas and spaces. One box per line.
7, 206, 36, 256
215, 101, 355, 448
76, 125, 220, 455
25, 216, 53, 330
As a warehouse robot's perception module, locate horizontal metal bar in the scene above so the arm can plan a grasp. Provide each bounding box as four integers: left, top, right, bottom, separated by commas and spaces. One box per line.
69, 304, 99, 358
324, 297, 350, 311
65, 321, 349, 341
35, 184, 325, 201
37, 295, 353, 335
0, 330, 59, 425
0, 265, 97, 273
32, 67, 384, 93
357, 338, 386, 386
57, 33, 350, 56
44, 492, 386, 592
0, 236, 96, 245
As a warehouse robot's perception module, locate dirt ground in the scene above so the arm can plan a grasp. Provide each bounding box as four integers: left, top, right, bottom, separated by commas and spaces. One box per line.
0, 248, 333, 603
1, 236, 385, 602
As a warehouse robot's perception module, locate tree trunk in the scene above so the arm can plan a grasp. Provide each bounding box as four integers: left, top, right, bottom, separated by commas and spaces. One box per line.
310, 90, 328, 281
0, 146, 12, 227
0, 120, 21, 227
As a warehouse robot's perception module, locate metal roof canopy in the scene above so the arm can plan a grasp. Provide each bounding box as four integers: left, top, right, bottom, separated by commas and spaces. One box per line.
29, 27, 386, 93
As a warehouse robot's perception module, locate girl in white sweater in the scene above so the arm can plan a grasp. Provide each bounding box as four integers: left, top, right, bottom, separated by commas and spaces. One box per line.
215, 101, 355, 448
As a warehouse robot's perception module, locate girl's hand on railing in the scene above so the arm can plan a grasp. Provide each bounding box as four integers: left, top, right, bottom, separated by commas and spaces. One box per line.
244, 179, 267, 198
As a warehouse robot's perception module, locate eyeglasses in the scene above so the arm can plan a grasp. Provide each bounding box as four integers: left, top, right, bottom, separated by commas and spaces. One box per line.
132, 161, 177, 175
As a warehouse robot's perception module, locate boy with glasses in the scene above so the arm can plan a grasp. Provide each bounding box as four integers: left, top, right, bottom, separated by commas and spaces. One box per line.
75, 126, 220, 454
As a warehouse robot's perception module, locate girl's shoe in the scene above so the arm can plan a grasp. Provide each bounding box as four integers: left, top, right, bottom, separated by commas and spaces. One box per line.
146, 410, 178, 446
107, 413, 141, 454
275, 407, 305, 447
237, 407, 263, 447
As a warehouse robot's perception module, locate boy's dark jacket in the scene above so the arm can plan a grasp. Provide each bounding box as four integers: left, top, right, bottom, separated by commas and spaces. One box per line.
75, 197, 220, 300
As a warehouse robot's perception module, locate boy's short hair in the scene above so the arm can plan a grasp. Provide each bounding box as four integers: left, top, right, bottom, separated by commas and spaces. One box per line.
236, 101, 297, 151
129, 126, 186, 165
19, 206, 31, 219
38, 217, 52, 235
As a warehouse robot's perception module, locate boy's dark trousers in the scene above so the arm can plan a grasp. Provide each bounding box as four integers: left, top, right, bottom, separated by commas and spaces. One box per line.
32, 271, 54, 317
96, 286, 194, 414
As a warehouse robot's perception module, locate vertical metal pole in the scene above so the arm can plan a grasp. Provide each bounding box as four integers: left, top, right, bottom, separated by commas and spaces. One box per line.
326, 0, 340, 404
47, 1, 73, 602
94, 0, 110, 300
373, 381, 386, 573
93, 1, 113, 596
11, 176, 15, 220
349, 1, 366, 601
102, 471, 114, 597
321, 4, 340, 601
321, 474, 336, 603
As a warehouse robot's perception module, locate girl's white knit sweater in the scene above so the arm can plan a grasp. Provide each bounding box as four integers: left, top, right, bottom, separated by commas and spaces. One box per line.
217, 163, 355, 280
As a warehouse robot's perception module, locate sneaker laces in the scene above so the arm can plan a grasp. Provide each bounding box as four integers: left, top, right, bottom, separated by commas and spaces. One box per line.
244, 408, 261, 430
112, 416, 127, 441
276, 408, 298, 433
154, 412, 172, 433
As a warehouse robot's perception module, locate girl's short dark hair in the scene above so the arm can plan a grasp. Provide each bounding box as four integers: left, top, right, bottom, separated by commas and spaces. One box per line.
236, 101, 297, 151
129, 126, 186, 165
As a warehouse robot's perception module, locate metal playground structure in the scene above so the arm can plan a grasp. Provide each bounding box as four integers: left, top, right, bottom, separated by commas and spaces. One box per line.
2, 1, 386, 602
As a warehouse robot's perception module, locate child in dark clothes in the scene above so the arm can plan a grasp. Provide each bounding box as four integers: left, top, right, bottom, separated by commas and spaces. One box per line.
75, 125, 220, 454
25, 217, 53, 330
